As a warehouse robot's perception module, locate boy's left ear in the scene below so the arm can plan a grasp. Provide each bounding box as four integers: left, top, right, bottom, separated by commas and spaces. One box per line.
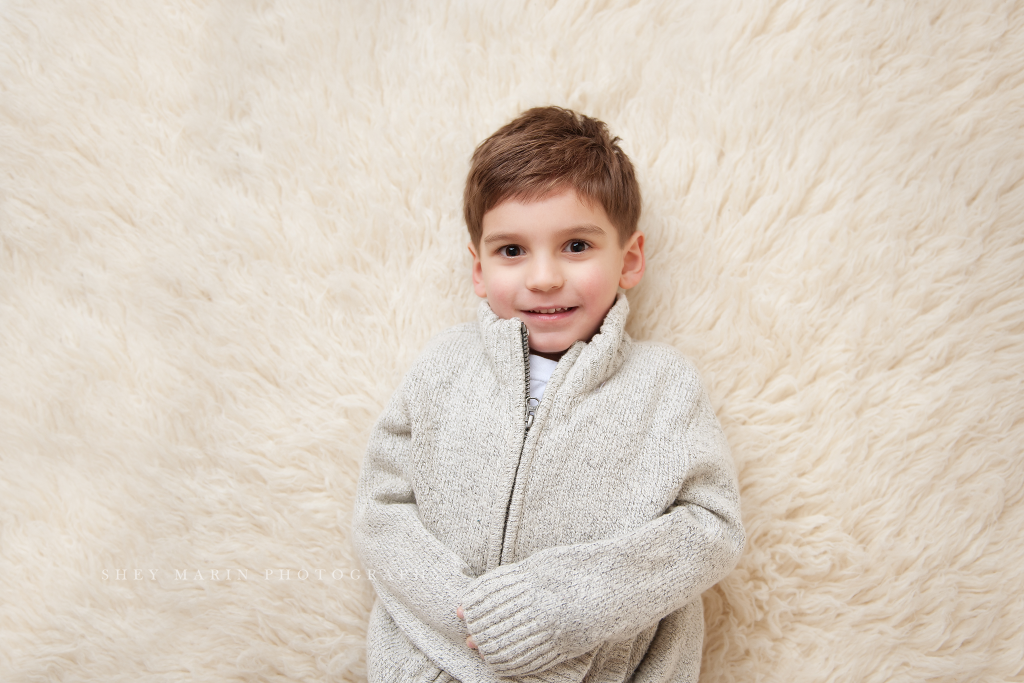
468, 242, 487, 299
619, 232, 645, 290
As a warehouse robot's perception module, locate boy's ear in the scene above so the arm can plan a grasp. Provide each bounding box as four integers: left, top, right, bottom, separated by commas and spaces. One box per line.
468, 243, 487, 299
619, 231, 645, 290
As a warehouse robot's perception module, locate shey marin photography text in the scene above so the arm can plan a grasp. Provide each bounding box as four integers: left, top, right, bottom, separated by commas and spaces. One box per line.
100, 566, 446, 583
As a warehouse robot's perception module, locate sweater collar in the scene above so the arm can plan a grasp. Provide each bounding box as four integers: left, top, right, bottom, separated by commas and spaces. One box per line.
477, 293, 632, 397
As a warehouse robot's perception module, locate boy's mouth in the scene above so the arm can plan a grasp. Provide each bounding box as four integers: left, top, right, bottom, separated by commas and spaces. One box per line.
520, 305, 577, 319
524, 306, 577, 315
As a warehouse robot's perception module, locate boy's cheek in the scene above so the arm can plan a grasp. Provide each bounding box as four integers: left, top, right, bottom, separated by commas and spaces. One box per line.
477, 277, 517, 317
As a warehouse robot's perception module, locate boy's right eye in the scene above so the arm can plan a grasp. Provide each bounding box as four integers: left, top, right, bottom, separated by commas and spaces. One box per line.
500, 245, 523, 257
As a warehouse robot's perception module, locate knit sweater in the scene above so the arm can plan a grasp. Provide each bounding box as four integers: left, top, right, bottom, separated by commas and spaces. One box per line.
352, 295, 745, 682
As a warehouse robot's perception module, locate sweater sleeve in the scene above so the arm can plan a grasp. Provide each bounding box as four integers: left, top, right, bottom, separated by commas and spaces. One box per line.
459, 384, 746, 676
351, 374, 477, 644
353, 374, 605, 683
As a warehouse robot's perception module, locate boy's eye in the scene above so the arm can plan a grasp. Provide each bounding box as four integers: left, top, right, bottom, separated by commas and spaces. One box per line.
566, 240, 589, 253
500, 245, 522, 257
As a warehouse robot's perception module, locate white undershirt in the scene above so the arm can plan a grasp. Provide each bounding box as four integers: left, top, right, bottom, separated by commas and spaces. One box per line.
528, 354, 559, 400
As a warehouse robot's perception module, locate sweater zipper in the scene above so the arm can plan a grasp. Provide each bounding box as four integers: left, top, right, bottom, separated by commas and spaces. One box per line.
521, 323, 537, 431
499, 322, 535, 564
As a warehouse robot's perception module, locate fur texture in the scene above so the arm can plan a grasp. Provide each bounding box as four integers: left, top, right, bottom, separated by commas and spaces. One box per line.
1, 1, 1021, 681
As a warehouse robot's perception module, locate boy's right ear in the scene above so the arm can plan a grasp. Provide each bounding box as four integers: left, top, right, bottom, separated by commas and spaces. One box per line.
468, 243, 487, 299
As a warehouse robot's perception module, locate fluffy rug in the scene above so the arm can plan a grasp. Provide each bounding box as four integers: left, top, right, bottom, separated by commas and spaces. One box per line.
1, 1, 1022, 681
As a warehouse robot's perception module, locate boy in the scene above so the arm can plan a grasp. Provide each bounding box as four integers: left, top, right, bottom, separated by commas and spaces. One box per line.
352, 107, 745, 682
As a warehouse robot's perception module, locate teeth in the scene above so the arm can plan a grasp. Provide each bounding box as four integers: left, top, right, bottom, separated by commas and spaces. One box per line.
533, 308, 570, 314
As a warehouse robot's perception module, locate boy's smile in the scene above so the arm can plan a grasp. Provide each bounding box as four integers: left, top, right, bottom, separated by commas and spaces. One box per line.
469, 188, 645, 360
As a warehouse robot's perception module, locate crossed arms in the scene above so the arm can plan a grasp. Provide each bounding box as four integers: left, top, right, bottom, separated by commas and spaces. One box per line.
352, 380, 745, 680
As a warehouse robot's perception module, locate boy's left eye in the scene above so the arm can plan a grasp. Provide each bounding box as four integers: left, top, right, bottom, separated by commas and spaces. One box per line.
566, 240, 589, 253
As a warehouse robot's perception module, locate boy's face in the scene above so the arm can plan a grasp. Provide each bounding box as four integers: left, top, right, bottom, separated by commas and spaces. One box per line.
468, 188, 645, 359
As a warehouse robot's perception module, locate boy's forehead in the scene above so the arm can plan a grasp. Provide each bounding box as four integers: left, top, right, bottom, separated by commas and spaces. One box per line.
488, 186, 599, 214
481, 189, 614, 241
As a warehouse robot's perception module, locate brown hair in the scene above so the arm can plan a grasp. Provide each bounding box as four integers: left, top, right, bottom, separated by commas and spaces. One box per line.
464, 106, 641, 247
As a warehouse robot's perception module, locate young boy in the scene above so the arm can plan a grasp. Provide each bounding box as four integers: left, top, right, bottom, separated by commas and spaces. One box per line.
352, 107, 745, 682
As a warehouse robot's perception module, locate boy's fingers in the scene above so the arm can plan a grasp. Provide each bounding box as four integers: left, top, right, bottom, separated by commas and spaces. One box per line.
457, 606, 477, 649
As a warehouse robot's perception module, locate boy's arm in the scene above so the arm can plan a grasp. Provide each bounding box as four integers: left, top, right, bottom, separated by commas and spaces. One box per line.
352, 379, 474, 645
459, 385, 745, 677
353, 377, 600, 683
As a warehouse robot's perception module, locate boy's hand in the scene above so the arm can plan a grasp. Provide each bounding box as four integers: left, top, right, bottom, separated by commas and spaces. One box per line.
456, 605, 478, 649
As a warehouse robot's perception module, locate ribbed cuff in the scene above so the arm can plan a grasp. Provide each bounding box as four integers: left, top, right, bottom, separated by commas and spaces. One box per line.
460, 566, 560, 675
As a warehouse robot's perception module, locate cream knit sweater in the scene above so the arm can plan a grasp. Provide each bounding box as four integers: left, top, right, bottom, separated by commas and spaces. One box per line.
352, 295, 745, 682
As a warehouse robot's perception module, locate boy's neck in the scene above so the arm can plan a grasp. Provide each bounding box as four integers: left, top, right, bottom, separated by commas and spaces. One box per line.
531, 348, 566, 362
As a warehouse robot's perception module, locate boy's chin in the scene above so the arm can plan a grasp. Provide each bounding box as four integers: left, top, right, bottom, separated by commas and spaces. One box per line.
527, 335, 573, 361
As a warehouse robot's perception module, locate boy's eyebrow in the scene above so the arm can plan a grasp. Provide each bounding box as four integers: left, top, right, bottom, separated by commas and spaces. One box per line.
483, 224, 608, 246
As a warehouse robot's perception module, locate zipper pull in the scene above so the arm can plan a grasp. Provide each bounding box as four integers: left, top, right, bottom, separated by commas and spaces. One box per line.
526, 397, 539, 431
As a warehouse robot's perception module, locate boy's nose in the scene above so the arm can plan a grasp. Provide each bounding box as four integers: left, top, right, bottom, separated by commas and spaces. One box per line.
525, 256, 564, 291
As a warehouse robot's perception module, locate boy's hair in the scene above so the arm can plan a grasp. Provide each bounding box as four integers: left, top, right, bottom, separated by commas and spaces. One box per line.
464, 106, 641, 247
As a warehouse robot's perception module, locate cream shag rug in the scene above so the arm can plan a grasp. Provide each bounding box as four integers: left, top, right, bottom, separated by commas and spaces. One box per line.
1, 1, 1022, 681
